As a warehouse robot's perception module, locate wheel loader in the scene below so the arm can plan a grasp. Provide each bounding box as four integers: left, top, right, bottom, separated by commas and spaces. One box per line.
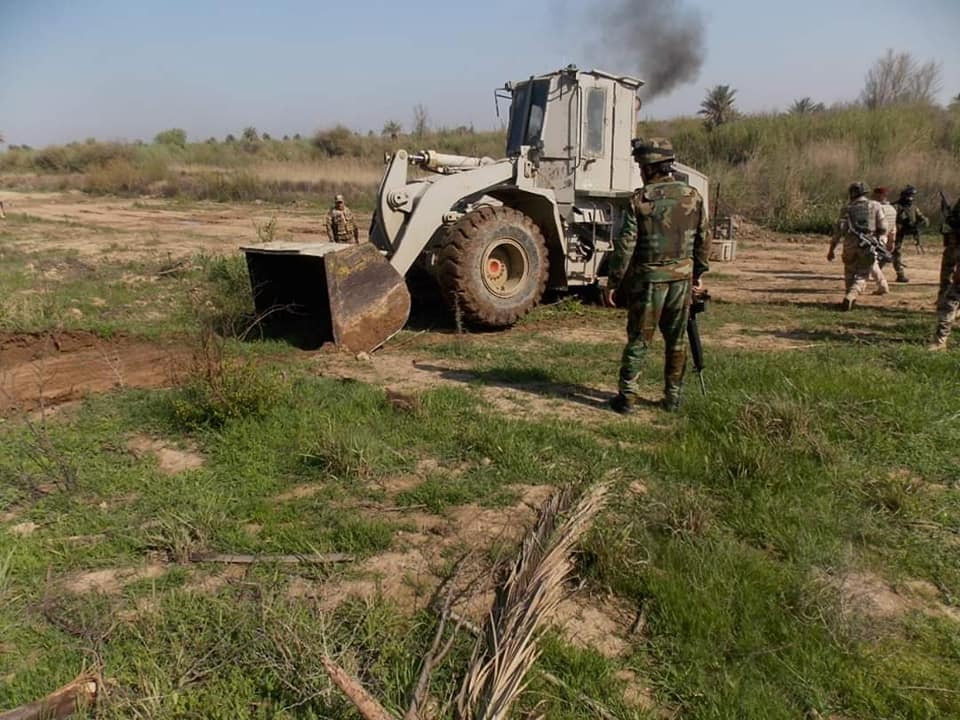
243, 65, 709, 352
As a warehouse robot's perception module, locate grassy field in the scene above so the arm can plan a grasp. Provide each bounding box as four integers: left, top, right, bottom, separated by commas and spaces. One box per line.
1, 205, 958, 718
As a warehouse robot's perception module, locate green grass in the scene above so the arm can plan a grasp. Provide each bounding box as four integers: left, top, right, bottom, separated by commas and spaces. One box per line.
2, 255, 960, 717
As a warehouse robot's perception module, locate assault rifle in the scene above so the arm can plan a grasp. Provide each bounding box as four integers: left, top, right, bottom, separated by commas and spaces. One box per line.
847, 210, 893, 264
687, 288, 709, 396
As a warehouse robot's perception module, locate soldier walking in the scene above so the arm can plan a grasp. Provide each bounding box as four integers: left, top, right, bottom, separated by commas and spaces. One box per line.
891, 185, 928, 282
929, 198, 960, 350
868, 186, 896, 295
828, 182, 888, 311
606, 138, 709, 414
325, 194, 360, 243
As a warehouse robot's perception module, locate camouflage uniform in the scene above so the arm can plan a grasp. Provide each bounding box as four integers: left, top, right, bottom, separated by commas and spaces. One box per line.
892, 193, 928, 281
829, 187, 887, 309
868, 193, 897, 294
325, 195, 359, 243
930, 200, 960, 350
609, 138, 708, 412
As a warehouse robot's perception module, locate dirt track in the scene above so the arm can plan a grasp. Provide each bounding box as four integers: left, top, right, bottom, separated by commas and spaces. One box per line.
0, 190, 359, 258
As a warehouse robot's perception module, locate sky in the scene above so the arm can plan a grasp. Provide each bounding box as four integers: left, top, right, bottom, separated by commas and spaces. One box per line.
1, 0, 959, 147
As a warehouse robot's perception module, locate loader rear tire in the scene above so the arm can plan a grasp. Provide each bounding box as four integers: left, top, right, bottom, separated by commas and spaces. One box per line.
438, 206, 549, 327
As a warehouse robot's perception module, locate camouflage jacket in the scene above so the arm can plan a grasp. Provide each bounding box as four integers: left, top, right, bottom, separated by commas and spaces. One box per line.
831, 197, 887, 259
895, 201, 928, 232
609, 175, 709, 288
326, 207, 359, 243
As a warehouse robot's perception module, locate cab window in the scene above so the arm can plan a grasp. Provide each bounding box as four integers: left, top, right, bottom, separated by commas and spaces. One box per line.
584, 88, 606, 157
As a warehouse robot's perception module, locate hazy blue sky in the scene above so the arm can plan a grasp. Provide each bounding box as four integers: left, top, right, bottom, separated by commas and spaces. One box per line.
1, 0, 959, 147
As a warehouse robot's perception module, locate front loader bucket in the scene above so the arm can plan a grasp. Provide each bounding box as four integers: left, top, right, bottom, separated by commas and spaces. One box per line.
242, 242, 411, 353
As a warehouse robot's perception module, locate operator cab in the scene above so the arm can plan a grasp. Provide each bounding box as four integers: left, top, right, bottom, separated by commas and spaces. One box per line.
502, 65, 643, 204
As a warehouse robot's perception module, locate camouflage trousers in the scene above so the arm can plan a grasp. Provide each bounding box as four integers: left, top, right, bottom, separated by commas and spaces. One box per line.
938, 239, 959, 303
842, 250, 875, 302
618, 279, 690, 404
934, 281, 960, 344
887, 231, 913, 277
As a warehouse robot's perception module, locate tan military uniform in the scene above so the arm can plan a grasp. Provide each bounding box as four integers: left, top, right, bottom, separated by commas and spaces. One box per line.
325, 206, 359, 243
830, 197, 887, 304
868, 199, 897, 294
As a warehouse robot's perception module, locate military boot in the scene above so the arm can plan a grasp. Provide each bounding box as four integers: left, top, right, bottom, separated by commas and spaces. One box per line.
609, 393, 635, 415
896, 273, 910, 283
662, 349, 686, 413
927, 337, 948, 352
661, 392, 682, 412
840, 297, 855, 311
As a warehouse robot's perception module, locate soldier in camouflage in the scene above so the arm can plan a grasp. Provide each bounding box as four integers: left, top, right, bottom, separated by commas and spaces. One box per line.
828, 182, 888, 311
928, 198, 960, 351
325, 194, 360, 243
868, 186, 896, 295
606, 137, 709, 414
891, 185, 928, 282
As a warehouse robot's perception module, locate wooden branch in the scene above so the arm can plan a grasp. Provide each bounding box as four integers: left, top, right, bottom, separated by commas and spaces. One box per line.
0, 674, 98, 720
404, 555, 475, 720
189, 552, 353, 565
320, 656, 398, 720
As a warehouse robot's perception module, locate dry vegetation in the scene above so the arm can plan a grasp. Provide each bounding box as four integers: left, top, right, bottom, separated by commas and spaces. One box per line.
3, 102, 959, 229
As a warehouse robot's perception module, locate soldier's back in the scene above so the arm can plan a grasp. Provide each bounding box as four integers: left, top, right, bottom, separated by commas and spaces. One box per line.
845, 197, 880, 232
631, 181, 701, 263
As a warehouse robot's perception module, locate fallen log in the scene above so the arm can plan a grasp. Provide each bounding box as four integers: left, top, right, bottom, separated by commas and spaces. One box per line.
0, 674, 98, 720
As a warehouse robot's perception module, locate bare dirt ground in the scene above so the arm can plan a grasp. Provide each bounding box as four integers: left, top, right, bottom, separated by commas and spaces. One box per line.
0, 190, 353, 258
0, 191, 948, 416
0, 330, 187, 413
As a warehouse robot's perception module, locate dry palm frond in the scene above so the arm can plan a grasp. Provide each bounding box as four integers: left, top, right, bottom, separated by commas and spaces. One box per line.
456, 482, 609, 720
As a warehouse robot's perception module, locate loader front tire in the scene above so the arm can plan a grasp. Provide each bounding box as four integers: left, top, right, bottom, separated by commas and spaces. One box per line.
439, 206, 549, 327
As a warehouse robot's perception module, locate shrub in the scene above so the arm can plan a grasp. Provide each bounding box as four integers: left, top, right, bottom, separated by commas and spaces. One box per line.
312, 125, 360, 157
154, 128, 187, 148
170, 329, 287, 429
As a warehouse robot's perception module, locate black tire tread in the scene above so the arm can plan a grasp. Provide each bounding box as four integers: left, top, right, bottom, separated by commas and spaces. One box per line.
437, 206, 549, 327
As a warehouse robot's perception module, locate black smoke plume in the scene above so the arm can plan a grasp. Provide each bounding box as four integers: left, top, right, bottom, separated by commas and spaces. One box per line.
584, 0, 705, 100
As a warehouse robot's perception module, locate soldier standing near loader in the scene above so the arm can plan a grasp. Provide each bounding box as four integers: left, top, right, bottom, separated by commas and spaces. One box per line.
827, 182, 887, 311
891, 185, 928, 282
606, 138, 709, 414
325, 194, 360, 243
929, 198, 960, 350
868, 187, 896, 295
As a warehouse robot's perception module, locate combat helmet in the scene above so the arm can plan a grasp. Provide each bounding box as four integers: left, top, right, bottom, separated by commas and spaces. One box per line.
631, 137, 675, 165
848, 182, 868, 200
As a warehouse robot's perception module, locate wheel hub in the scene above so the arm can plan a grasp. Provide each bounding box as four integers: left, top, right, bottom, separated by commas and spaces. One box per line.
481, 238, 529, 298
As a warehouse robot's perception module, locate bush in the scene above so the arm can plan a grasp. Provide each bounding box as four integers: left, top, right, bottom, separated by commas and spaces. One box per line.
312, 125, 361, 157
171, 329, 287, 429
154, 128, 187, 148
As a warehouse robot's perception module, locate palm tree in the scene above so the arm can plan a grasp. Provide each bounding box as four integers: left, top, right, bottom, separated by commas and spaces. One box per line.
698, 85, 738, 130
788, 97, 826, 115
